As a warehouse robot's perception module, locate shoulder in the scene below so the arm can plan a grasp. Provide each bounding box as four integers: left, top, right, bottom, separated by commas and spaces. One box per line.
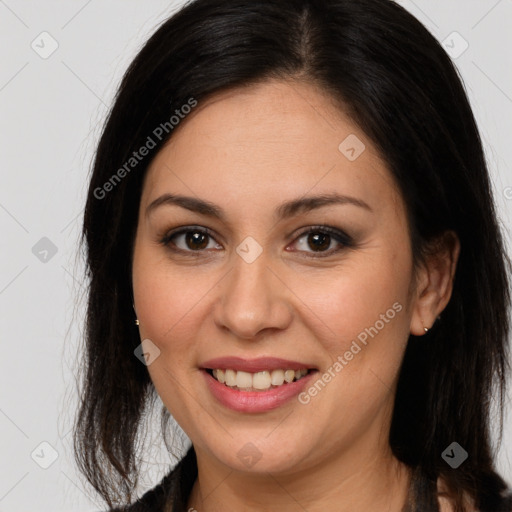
437, 476, 512, 512
103, 471, 174, 512
495, 488, 512, 512
103, 446, 197, 512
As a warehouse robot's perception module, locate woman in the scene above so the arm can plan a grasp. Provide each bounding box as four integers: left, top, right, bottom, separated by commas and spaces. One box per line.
74, 0, 512, 510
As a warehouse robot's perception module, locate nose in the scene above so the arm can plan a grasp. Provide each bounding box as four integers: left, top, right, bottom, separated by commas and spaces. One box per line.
214, 248, 293, 340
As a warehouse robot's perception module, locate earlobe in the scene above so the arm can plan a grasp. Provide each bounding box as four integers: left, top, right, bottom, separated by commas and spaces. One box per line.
409, 231, 460, 336
133, 303, 140, 326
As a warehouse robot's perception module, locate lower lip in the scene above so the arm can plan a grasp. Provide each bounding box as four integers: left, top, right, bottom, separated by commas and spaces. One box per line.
202, 369, 316, 413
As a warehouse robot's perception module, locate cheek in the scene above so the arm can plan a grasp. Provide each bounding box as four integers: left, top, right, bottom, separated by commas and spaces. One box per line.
292, 256, 411, 440
291, 251, 412, 358
132, 247, 209, 420
132, 244, 213, 346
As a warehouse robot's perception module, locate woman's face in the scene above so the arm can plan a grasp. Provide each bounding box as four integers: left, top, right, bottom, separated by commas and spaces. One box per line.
132, 79, 424, 475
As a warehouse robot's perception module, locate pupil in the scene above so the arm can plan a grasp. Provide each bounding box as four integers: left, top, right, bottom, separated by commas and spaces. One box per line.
186, 231, 208, 250
308, 232, 330, 251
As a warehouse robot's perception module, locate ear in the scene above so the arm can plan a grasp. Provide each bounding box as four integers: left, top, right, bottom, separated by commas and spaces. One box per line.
409, 230, 460, 336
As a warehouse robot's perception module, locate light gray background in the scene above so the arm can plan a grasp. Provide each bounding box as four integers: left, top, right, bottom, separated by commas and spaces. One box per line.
1, 1, 511, 511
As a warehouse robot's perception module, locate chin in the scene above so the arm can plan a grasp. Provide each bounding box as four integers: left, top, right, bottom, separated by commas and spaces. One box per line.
199, 433, 315, 475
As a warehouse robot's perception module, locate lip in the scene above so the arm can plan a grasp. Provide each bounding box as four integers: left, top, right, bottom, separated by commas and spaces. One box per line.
200, 357, 318, 413
201, 356, 316, 373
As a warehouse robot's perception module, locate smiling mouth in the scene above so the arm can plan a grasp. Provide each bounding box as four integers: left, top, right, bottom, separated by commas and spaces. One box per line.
205, 368, 313, 392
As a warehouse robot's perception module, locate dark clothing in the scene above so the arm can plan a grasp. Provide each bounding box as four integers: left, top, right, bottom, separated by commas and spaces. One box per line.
112, 446, 197, 512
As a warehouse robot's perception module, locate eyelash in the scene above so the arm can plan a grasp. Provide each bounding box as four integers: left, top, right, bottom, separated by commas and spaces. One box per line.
158, 225, 354, 258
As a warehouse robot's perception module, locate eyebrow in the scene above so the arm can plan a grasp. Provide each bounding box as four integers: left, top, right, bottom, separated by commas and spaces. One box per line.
146, 192, 373, 221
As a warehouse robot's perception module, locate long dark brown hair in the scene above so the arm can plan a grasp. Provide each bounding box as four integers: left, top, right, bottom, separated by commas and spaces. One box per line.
74, 0, 512, 510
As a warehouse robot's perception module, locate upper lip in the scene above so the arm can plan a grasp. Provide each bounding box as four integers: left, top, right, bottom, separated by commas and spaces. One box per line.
201, 356, 317, 373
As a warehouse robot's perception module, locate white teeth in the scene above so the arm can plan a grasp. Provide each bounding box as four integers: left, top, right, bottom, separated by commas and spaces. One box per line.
271, 369, 285, 386
225, 369, 237, 387
210, 368, 309, 390
284, 370, 295, 383
235, 370, 253, 389
253, 371, 271, 390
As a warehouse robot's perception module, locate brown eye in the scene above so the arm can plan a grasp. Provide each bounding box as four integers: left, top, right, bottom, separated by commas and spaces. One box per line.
185, 231, 209, 250
306, 232, 332, 251
290, 226, 353, 256
160, 227, 221, 253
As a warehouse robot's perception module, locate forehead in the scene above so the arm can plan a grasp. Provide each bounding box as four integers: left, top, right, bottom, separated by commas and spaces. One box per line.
142, 79, 404, 219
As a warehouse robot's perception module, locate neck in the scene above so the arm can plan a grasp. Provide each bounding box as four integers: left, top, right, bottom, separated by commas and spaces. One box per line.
186, 441, 412, 512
